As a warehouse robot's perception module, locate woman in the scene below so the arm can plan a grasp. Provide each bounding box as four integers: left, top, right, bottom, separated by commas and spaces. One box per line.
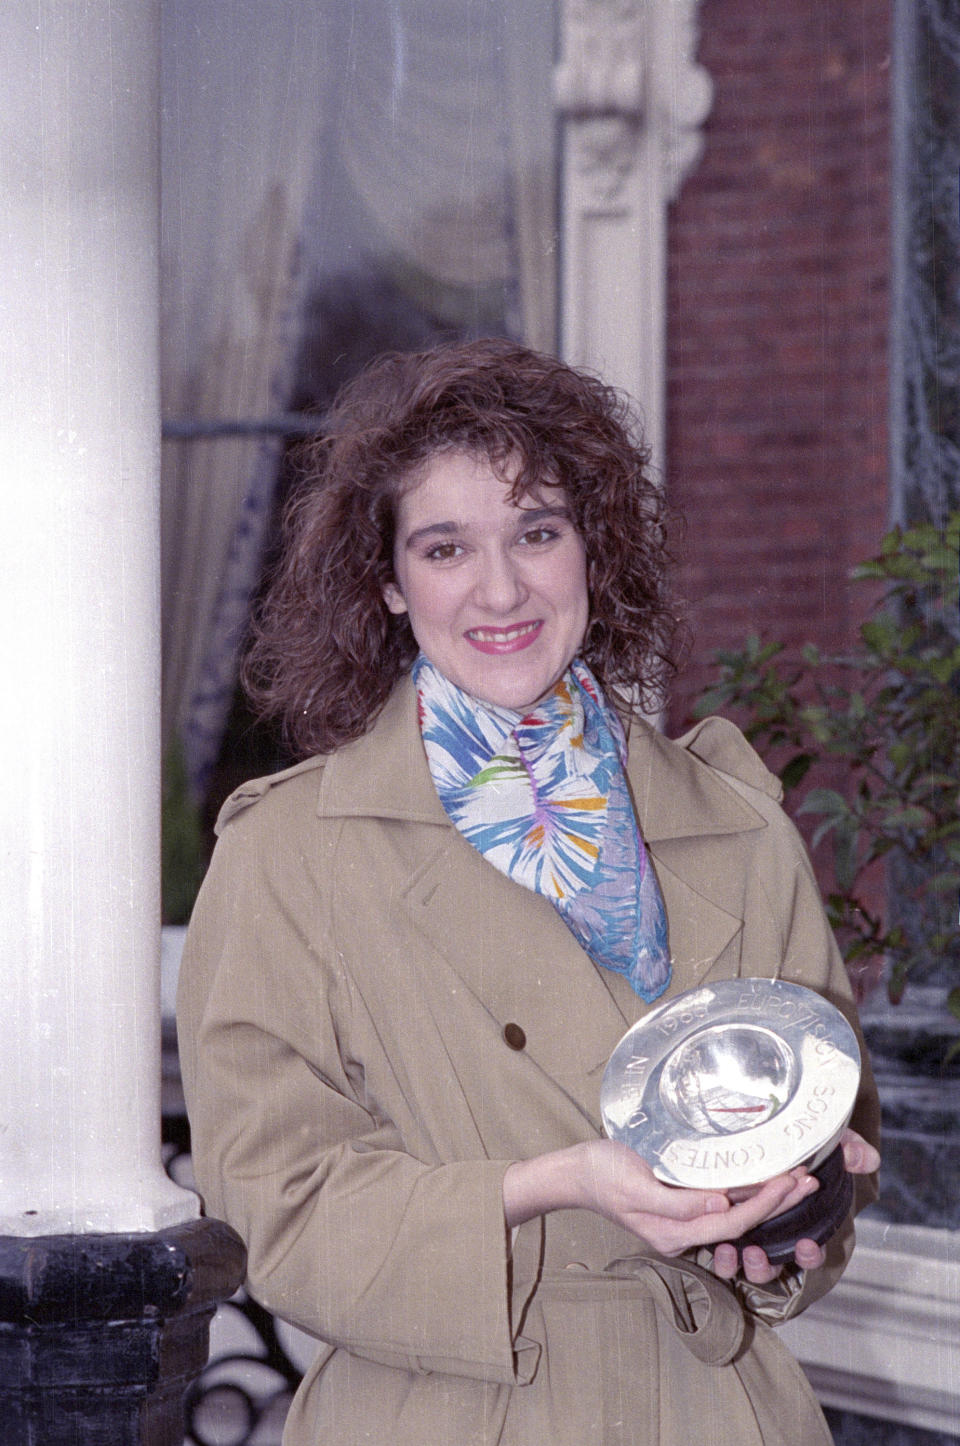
177, 338, 880, 1446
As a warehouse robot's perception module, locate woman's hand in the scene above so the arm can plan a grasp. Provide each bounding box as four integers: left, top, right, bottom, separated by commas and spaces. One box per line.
504, 1128, 880, 1273
837, 1126, 880, 1176
710, 1127, 881, 1284
503, 1138, 818, 1258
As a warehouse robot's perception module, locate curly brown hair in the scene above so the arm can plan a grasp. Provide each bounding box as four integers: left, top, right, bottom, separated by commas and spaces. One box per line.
243, 337, 684, 756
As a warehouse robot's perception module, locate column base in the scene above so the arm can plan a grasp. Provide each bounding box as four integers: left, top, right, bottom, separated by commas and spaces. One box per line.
0, 1217, 246, 1446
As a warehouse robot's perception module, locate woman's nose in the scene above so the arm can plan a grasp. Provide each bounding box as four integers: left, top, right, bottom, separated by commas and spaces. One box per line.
473, 548, 528, 612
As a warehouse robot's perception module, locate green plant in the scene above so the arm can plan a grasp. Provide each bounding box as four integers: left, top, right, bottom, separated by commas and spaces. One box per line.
692, 514, 960, 1041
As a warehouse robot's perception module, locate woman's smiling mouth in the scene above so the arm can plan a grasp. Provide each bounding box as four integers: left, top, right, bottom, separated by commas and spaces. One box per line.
465, 620, 543, 653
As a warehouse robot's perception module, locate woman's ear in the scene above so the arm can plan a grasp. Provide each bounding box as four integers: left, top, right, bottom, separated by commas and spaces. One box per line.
382, 581, 408, 615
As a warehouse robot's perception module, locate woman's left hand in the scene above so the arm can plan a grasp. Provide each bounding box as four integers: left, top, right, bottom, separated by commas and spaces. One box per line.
710, 1128, 880, 1285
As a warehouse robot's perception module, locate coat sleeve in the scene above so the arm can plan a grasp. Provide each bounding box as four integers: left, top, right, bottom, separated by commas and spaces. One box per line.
690, 743, 881, 1327
176, 786, 542, 1385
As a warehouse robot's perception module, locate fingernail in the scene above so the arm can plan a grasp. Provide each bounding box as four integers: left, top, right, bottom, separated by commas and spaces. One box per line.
705, 1196, 728, 1214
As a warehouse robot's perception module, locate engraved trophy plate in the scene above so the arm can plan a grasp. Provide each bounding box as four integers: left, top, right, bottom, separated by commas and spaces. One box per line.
601, 978, 861, 1190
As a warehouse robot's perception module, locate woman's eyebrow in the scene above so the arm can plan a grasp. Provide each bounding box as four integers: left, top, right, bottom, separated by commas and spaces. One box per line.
403, 521, 460, 549
516, 503, 572, 523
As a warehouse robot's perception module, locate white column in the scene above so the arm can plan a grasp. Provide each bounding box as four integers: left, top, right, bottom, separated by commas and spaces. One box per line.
0, 2, 196, 1234
555, 0, 713, 472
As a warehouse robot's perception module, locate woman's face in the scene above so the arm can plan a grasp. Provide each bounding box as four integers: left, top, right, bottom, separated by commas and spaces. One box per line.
383, 450, 589, 710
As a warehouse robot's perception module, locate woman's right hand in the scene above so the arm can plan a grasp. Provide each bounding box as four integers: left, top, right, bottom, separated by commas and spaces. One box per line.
503, 1138, 818, 1258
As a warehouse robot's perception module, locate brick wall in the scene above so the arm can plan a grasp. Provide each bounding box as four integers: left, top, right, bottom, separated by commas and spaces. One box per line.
666, 0, 892, 729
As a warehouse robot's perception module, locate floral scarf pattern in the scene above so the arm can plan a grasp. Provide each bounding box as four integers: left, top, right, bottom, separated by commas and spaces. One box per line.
413, 654, 672, 1001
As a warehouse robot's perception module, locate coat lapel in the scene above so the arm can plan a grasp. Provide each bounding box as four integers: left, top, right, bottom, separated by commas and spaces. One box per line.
318, 679, 770, 1128
625, 717, 767, 997
398, 833, 632, 1117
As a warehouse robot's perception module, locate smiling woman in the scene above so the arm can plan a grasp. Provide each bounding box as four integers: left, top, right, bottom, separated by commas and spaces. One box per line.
241, 337, 681, 753
177, 338, 880, 1446
383, 452, 589, 709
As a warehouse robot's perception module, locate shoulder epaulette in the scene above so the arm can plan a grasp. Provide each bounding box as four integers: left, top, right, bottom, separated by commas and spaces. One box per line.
674, 716, 782, 801
215, 755, 327, 833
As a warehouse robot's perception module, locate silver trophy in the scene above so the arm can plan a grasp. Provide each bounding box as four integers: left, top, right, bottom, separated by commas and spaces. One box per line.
601, 978, 861, 1261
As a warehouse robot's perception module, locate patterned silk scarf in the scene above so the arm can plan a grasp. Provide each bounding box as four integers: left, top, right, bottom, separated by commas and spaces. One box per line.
413, 654, 672, 1002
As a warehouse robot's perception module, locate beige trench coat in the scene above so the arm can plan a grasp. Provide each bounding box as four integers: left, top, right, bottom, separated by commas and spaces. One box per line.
177, 678, 879, 1446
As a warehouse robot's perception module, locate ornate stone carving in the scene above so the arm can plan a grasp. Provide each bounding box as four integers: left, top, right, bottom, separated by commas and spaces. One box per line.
555, 0, 711, 211
554, 0, 645, 210
555, 0, 713, 469
656, 0, 714, 200
571, 116, 639, 207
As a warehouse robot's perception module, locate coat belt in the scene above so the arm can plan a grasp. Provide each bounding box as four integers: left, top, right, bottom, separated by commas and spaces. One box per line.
536, 1252, 745, 1368
604, 1251, 745, 1365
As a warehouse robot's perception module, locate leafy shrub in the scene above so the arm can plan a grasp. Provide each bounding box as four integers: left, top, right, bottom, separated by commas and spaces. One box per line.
692, 515, 960, 1036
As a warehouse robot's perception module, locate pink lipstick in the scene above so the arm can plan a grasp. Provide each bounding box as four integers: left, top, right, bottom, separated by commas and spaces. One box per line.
464, 620, 543, 654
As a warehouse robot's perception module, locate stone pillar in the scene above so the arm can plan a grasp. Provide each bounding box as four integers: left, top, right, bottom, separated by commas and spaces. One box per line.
0, 1222, 245, 1446
0, 4, 244, 1440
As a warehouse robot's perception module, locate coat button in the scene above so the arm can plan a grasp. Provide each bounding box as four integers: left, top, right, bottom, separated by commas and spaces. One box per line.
503, 1022, 526, 1051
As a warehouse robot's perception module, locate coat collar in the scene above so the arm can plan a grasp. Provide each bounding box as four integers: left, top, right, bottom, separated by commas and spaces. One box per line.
317, 675, 448, 825
317, 673, 767, 843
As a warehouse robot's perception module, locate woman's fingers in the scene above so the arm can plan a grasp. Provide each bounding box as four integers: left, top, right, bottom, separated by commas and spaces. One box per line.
711, 1230, 826, 1282
710, 1225, 826, 1283
840, 1127, 880, 1174
740, 1245, 783, 1284
711, 1241, 782, 1283
607, 1149, 767, 1223
690, 1173, 802, 1243
567, 1140, 803, 1254
629, 1171, 804, 1255
710, 1133, 879, 1279
793, 1236, 826, 1270
507, 1136, 871, 1261
710, 1242, 741, 1280
762, 1168, 820, 1220
715, 1168, 819, 1220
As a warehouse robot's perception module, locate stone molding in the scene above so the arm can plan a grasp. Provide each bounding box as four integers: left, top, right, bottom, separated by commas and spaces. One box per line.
780, 1217, 960, 1434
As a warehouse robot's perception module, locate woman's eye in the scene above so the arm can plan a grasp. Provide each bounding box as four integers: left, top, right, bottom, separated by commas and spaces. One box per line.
424, 541, 464, 561
519, 526, 559, 546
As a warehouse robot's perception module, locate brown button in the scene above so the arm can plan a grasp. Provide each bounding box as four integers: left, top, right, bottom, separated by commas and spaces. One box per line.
503, 1022, 526, 1051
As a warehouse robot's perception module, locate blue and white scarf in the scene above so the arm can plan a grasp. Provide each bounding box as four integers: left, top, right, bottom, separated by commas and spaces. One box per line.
413, 655, 671, 1002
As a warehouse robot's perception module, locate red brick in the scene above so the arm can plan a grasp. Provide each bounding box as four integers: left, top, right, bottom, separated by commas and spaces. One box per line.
666, 0, 891, 749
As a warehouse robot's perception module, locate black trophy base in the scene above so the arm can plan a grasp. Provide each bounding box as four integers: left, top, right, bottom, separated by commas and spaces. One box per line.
0, 1217, 245, 1446
735, 1143, 853, 1265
